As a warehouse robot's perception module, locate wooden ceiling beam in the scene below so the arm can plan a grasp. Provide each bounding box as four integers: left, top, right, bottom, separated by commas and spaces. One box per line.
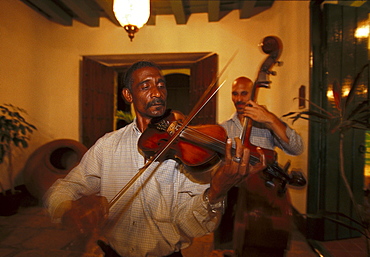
170, 0, 189, 24
208, 0, 220, 22
239, 0, 257, 19
93, 0, 120, 26
20, 0, 277, 27
338, 1, 368, 7
240, 0, 274, 19
20, 0, 72, 26
59, 0, 99, 27
146, 15, 157, 26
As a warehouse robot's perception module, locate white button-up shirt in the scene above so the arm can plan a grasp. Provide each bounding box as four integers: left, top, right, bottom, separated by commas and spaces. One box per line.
45, 121, 221, 257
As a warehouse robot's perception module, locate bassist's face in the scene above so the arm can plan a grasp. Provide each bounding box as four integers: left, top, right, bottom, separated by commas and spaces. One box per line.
231, 77, 253, 115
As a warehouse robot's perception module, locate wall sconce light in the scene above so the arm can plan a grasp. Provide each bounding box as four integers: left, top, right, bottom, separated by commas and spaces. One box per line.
113, 0, 150, 41
355, 13, 370, 59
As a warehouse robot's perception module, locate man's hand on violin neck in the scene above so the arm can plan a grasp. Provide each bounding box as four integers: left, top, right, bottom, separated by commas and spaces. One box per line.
61, 195, 109, 234
208, 137, 265, 204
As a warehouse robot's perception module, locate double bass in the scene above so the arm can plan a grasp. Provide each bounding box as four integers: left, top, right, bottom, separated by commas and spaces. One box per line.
231, 36, 305, 257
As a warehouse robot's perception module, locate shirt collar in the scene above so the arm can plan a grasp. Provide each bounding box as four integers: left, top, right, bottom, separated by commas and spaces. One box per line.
132, 118, 142, 134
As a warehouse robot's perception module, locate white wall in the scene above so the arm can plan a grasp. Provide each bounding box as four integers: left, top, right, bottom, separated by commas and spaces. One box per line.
0, 0, 310, 213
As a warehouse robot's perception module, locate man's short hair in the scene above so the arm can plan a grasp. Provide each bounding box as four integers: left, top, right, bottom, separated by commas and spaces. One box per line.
122, 61, 162, 91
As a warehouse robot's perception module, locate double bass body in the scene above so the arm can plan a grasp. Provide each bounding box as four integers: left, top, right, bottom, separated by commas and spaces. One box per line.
231, 36, 296, 257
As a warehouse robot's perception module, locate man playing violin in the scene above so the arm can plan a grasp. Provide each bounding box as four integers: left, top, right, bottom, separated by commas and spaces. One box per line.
44, 61, 266, 257
215, 76, 304, 251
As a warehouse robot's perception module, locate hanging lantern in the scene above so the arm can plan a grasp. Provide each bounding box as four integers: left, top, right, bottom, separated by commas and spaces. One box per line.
113, 0, 150, 41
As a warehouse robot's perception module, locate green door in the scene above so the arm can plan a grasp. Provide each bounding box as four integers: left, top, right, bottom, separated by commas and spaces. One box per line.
308, 1, 369, 241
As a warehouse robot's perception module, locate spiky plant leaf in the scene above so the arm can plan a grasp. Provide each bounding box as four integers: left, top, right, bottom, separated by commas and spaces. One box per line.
345, 63, 369, 110
332, 80, 342, 111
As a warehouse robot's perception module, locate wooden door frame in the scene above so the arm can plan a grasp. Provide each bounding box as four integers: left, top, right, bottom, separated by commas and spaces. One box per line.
81, 52, 218, 148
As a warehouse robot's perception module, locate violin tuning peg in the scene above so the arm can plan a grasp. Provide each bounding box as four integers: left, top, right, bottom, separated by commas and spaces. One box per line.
283, 160, 291, 172
289, 170, 307, 187
265, 180, 275, 189
276, 61, 284, 66
268, 71, 277, 76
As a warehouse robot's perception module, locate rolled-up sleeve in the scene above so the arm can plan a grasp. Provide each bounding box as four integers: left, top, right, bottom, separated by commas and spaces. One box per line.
274, 126, 304, 156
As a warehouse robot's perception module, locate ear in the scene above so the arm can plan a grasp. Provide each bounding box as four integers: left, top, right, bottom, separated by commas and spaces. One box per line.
122, 88, 133, 104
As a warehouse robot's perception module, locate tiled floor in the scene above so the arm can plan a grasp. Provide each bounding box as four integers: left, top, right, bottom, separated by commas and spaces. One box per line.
317, 236, 368, 257
0, 204, 316, 257
0, 193, 368, 257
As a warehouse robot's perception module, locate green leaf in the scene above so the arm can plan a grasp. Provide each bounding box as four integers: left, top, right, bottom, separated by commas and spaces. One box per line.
20, 124, 26, 135
287, 113, 328, 125
13, 138, 20, 147
300, 111, 333, 120
21, 140, 28, 148
351, 120, 370, 130
345, 100, 369, 121
0, 144, 4, 164
282, 112, 297, 117
332, 80, 342, 111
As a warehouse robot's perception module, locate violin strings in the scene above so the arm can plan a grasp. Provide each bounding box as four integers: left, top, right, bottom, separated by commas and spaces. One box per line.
180, 127, 226, 153
180, 127, 261, 165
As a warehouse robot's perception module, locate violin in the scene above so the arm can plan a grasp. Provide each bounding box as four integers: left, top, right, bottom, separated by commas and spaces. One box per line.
139, 109, 227, 173
138, 110, 302, 188
138, 108, 278, 176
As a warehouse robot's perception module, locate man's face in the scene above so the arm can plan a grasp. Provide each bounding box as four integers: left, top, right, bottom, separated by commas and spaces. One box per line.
231, 78, 253, 115
126, 66, 167, 119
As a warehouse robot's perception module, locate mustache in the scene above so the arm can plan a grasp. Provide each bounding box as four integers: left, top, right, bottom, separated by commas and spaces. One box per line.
146, 98, 166, 109
235, 101, 246, 106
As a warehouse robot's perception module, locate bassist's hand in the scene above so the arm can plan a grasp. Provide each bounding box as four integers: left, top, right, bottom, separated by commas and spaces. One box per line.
244, 100, 289, 143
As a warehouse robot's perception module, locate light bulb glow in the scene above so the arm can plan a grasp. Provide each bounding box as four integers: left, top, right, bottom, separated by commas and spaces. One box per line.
113, 0, 150, 28
355, 25, 369, 38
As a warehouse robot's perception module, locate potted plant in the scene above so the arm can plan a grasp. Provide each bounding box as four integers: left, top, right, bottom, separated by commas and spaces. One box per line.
115, 110, 134, 129
0, 104, 36, 215
283, 63, 370, 254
